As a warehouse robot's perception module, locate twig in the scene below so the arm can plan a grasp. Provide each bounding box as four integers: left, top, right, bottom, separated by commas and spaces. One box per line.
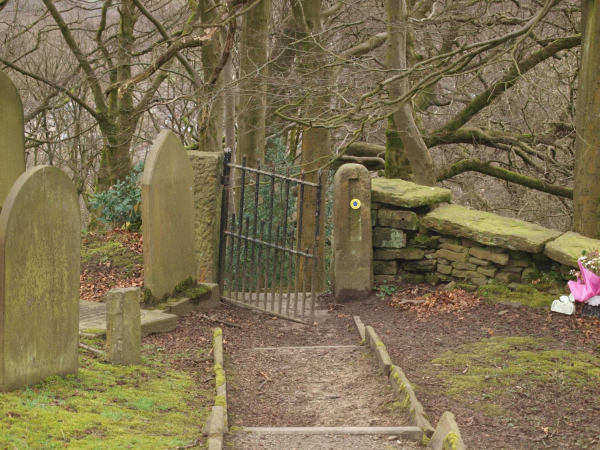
259, 371, 272, 382
79, 342, 104, 355
199, 313, 242, 329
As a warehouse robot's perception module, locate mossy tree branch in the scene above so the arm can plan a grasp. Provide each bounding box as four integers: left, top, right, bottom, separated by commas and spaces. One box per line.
436, 159, 573, 199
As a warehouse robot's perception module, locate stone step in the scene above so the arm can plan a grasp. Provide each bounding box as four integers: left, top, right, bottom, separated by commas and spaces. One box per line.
240, 426, 422, 437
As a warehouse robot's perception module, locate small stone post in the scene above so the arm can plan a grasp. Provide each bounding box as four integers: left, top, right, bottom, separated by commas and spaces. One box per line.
333, 164, 373, 302
106, 288, 141, 365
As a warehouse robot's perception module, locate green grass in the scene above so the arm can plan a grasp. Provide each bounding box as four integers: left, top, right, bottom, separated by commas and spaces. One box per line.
0, 344, 210, 448
432, 336, 600, 399
81, 239, 142, 271
477, 281, 556, 308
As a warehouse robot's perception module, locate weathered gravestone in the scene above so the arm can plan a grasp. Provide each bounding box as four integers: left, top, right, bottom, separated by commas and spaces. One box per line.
0, 166, 80, 390
0, 70, 26, 210
106, 287, 141, 365
188, 151, 223, 284
142, 130, 197, 300
333, 164, 373, 302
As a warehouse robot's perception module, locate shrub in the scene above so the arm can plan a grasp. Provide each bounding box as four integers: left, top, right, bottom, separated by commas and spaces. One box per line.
89, 162, 144, 231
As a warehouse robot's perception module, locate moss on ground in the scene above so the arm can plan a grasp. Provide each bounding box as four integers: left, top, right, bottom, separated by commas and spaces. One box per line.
477, 281, 555, 308
81, 239, 142, 272
432, 336, 600, 400
0, 341, 210, 448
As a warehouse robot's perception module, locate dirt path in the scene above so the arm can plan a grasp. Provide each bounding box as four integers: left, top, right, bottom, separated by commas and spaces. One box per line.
222, 303, 419, 449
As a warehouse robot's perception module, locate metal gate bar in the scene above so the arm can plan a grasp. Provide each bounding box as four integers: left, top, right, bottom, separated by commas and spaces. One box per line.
218, 151, 322, 324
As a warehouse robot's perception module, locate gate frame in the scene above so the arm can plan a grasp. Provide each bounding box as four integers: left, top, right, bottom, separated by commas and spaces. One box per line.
218, 150, 323, 324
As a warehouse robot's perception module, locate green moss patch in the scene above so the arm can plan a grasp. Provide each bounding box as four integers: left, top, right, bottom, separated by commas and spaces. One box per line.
81, 240, 142, 271
477, 282, 555, 308
432, 336, 600, 400
0, 351, 210, 448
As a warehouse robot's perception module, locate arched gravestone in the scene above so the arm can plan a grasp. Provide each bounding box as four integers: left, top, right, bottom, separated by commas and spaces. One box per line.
0, 166, 80, 390
0, 70, 26, 210
142, 130, 197, 300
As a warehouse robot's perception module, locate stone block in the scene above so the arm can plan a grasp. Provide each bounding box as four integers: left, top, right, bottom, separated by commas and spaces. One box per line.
373, 275, 399, 283
371, 202, 382, 210
0, 166, 80, 390
427, 411, 465, 450
468, 256, 492, 266
425, 273, 440, 285
506, 258, 530, 268
333, 164, 373, 302
365, 326, 392, 376
371, 178, 452, 208
373, 227, 406, 248
496, 270, 521, 283
461, 238, 481, 248
422, 204, 561, 253
477, 266, 497, 277
161, 283, 220, 316
469, 247, 509, 265
142, 130, 197, 300
404, 259, 436, 272
470, 276, 489, 286
371, 210, 377, 227
374, 248, 425, 260
452, 261, 477, 271
452, 269, 480, 279
0, 70, 26, 209
411, 234, 440, 249
437, 257, 450, 265
500, 266, 523, 273
106, 288, 141, 365
389, 365, 435, 435
436, 249, 467, 263
377, 209, 419, 230
440, 243, 467, 253
437, 264, 453, 275
188, 151, 223, 284
544, 231, 600, 268
439, 237, 458, 244
374, 260, 398, 275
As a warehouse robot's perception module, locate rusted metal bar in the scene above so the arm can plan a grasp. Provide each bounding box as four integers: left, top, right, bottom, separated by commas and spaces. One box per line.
255, 220, 266, 305
263, 174, 276, 310
226, 213, 236, 300
248, 159, 261, 305
293, 171, 306, 317
301, 249, 309, 320
309, 169, 323, 324
271, 224, 281, 311
240, 216, 250, 303
233, 157, 247, 301
278, 168, 291, 314
218, 149, 231, 291
228, 164, 319, 187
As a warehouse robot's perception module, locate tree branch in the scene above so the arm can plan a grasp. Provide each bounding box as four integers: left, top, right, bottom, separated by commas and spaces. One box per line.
436, 159, 573, 199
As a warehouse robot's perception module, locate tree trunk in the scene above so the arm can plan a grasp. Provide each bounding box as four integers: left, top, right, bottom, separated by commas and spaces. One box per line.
198, 0, 224, 152
573, 0, 600, 237
237, 0, 270, 167
296, 0, 328, 292
386, 0, 436, 186
384, 117, 414, 180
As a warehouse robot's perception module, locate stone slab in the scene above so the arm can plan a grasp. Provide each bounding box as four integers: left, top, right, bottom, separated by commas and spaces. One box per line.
0, 70, 26, 209
389, 365, 435, 436
373, 227, 406, 248
239, 427, 423, 438
365, 326, 392, 376
427, 411, 465, 450
142, 130, 197, 300
352, 316, 366, 342
0, 166, 80, 390
188, 151, 223, 283
423, 204, 561, 253
544, 231, 600, 268
79, 300, 177, 338
377, 209, 419, 230
160, 283, 220, 316
371, 179, 452, 208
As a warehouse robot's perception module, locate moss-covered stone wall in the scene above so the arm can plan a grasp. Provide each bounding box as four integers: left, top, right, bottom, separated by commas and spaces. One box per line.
371, 179, 600, 291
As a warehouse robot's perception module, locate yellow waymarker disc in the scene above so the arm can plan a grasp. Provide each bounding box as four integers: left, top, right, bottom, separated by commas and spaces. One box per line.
350, 199, 361, 209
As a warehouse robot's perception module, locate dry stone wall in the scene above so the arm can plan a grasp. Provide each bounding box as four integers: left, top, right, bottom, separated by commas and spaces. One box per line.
371, 179, 600, 290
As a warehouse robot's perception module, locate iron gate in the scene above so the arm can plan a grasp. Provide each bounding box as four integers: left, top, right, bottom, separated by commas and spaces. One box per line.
218, 150, 322, 324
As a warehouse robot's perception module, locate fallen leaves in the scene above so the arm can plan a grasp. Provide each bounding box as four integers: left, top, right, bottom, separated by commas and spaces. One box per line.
390, 288, 481, 316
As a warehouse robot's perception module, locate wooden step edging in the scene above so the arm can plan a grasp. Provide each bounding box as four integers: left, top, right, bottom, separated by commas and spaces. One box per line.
203, 327, 228, 450
239, 426, 423, 439
354, 316, 467, 448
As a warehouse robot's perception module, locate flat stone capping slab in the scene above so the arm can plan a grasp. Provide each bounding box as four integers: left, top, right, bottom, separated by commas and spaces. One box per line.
422, 204, 561, 253
158, 283, 220, 316
427, 411, 465, 450
207, 405, 225, 450
365, 326, 392, 376
389, 366, 435, 436
544, 231, 600, 268
79, 300, 177, 337
371, 179, 452, 208
353, 316, 366, 341
240, 426, 423, 439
